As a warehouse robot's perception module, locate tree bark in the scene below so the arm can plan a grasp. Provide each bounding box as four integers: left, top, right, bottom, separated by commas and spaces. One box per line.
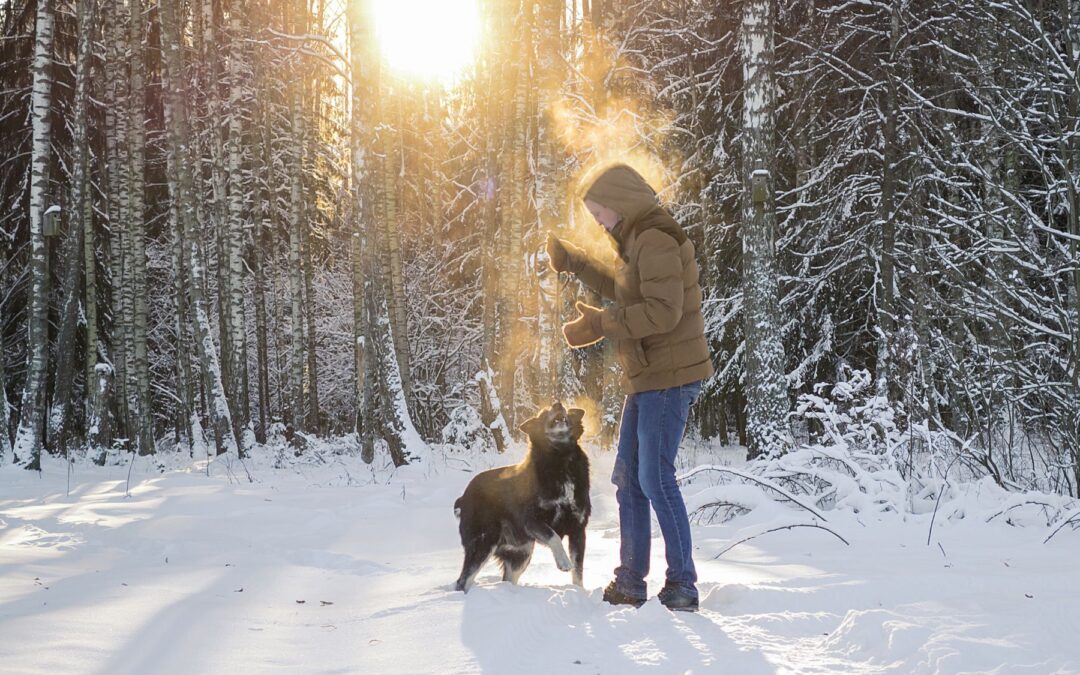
252, 95, 275, 444
48, 199, 84, 455
348, 0, 372, 456
1059, 0, 1080, 492
81, 0, 101, 451
51, 0, 97, 456
226, 0, 251, 451
127, 0, 153, 455
477, 5, 510, 451
739, 0, 789, 459
202, 0, 234, 414
167, 153, 197, 450
874, 0, 902, 402
160, 0, 238, 457
300, 197, 321, 431
104, 0, 131, 447
13, 0, 56, 470
364, 47, 424, 463
379, 92, 413, 402
1, 318, 10, 463
498, 1, 531, 433
287, 96, 306, 432
89, 364, 113, 464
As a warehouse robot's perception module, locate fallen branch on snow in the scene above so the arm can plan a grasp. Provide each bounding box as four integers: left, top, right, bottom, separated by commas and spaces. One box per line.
689, 500, 753, 524
1043, 508, 1080, 544
985, 499, 1058, 526
712, 521, 851, 559
678, 464, 829, 522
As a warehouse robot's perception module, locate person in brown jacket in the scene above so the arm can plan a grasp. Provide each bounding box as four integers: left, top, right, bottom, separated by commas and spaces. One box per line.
547, 163, 714, 611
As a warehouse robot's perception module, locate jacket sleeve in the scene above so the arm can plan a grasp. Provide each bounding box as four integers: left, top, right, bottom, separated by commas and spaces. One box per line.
564, 240, 617, 301
599, 230, 684, 339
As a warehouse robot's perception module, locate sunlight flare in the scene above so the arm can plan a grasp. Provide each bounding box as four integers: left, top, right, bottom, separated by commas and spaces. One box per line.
371, 0, 482, 84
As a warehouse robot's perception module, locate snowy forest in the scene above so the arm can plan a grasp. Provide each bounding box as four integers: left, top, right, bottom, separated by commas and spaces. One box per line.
1, 0, 1078, 495
4, 0, 1080, 671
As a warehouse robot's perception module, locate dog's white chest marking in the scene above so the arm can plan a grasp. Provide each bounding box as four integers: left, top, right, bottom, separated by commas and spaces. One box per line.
541, 480, 580, 521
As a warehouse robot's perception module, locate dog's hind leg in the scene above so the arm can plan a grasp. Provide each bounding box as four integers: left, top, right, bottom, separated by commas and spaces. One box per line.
567, 527, 586, 587
528, 525, 573, 572
455, 535, 495, 592
498, 543, 534, 585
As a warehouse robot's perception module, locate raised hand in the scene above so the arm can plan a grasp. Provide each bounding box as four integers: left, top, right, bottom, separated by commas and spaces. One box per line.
546, 234, 570, 273
562, 301, 604, 348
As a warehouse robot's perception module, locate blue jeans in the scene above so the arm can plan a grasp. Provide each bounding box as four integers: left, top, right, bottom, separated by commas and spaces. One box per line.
611, 380, 702, 599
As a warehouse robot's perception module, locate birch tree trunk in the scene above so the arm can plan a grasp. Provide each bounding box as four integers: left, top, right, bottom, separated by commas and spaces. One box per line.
49, 197, 84, 455
203, 0, 234, 404
226, 2, 251, 451
168, 155, 197, 449
535, 0, 563, 405
89, 364, 113, 464
351, 232, 369, 443
0, 211, 7, 462
288, 86, 307, 430
348, 0, 373, 459
1, 324, 10, 463
127, 0, 153, 455
477, 0, 510, 452
160, 0, 238, 457
105, 0, 131, 445
300, 196, 321, 431
1061, 0, 1080, 385
370, 286, 427, 466
379, 91, 413, 401
499, 2, 531, 432
586, 0, 619, 446
366, 56, 425, 463
253, 95, 275, 444
1060, 0, 1080, 492
81, 0, 101, 450
157, 45, 197, 450
739, 0, 789, 458
13, 0, 56, 470
50, 0, 96, 455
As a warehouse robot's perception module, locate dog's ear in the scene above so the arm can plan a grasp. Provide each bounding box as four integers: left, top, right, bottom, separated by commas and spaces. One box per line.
518, 414, 542, 438
568, 408, 586, 439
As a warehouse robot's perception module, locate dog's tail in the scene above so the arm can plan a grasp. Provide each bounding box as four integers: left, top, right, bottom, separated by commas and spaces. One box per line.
453, 497, 462, 519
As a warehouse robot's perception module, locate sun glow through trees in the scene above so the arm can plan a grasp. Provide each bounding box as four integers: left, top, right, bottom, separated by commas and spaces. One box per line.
370, 0, 483, 85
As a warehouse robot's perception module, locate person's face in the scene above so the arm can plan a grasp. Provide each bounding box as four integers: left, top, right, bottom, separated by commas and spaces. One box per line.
584, 198, 621, 232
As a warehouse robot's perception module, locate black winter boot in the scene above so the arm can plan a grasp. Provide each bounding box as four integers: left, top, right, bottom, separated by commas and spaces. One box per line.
657, 583, 699, 612
603, 581, 646, 608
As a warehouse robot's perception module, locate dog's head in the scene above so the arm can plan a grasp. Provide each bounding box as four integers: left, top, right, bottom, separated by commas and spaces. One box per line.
518, 401, 585, 446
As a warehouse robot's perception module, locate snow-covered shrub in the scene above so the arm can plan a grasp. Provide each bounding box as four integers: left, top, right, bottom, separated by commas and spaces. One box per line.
683, 369, 907, 520
793, 366, 900, 456
682, 367, 1080, 533
770, 368, 907, 513
441, 403, 496, 455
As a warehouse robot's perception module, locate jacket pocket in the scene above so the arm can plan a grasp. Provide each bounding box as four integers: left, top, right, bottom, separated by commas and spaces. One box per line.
618, 338, 650, 377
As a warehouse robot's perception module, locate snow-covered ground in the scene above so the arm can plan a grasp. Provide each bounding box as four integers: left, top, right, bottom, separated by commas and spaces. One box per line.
2, 445, 1079, 674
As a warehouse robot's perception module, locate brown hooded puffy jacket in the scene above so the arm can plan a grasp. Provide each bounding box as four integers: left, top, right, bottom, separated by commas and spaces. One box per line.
566, 164, 714, 393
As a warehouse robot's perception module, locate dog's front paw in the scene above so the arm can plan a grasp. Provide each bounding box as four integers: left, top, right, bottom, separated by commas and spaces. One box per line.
555, 554, 573, 572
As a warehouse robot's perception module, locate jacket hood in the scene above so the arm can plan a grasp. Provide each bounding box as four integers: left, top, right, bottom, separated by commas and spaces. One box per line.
584, 164, 686, 256
584, 164, 660, 228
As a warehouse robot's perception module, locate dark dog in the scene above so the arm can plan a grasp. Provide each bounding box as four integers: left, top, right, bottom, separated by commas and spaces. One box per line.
453, 401, 591, 591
